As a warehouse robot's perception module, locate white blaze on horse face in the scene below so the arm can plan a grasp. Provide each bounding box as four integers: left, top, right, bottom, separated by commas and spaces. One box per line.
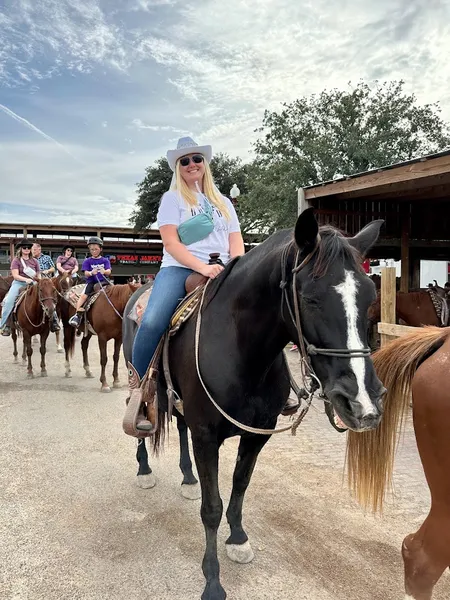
334, 270, 375, 416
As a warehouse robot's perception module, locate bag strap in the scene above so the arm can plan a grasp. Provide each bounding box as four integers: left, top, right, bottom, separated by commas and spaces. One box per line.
198, 193, 214, 218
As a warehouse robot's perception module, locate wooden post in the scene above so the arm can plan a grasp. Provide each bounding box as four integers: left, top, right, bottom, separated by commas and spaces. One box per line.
400, 204, 410, 293
297, 188, 310, 215
380, 266, 397, 347
410, 257, 421, 290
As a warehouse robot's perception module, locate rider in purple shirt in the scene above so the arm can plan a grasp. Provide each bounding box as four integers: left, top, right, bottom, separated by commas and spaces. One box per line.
68, 237, 111, 328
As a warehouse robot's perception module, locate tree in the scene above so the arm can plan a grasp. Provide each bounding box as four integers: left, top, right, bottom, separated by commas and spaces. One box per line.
129, 158, 173, 232
249, 80, 450, 231
130, 152, 252, 231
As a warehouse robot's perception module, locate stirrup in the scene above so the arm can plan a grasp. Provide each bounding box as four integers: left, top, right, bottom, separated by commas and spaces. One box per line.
122, 362, 157, 438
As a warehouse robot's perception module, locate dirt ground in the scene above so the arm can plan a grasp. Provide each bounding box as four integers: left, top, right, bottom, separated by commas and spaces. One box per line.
0, 334, 448, 600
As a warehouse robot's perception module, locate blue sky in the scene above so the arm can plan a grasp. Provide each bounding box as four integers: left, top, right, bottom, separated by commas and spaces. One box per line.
1, 0, 449, 227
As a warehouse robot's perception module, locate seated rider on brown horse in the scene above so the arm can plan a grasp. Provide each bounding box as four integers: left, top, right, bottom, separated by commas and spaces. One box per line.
0, 238, 40, 336
68, 237, 111, 328
129, 137, 298, 432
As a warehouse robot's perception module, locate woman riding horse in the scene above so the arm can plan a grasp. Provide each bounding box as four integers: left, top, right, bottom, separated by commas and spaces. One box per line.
0, 238, 40, 336
129, 137, 246, 431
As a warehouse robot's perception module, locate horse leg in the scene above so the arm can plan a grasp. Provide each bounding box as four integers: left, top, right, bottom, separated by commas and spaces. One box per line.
39, 330, 50, 377
22, 339, 27, 364
11, 327, 18, 363
177, 414, 200, 499
63, 325, 73, 378
81, 333, 93, 378
225, 434, 269, 564
192, 435, 226, 600
24, 332, 33, 378
136, 439, 156, 489
98, 336, 111, 393
402, 511, 450, 600
55, 330, 63, 353
112, 337, 121, 388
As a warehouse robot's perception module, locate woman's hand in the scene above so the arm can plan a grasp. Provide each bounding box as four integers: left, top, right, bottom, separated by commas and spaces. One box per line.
200, 264, 224, 279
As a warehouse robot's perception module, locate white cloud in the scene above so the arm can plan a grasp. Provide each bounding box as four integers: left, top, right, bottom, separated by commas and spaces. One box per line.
0, 141, 158, 226
0, 0, 449, 227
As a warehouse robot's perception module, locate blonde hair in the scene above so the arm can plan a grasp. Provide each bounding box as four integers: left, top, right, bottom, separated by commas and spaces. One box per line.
171, 159, 231, 220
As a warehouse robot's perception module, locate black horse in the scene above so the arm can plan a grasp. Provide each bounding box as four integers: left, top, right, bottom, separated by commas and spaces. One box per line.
123, 208, 385, 600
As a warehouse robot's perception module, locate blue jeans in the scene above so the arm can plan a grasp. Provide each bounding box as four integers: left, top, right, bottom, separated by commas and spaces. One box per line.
0, 280, 27, 328
132, 266, 193, 379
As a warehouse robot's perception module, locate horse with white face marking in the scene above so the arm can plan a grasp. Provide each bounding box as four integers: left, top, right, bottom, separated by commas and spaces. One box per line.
127, 208, 385, 600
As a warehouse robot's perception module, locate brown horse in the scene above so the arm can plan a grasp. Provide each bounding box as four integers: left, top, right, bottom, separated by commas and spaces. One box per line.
11, 278, 58, 377
346, 326, 450, 600
63, 283, 138, 391
368, 289, 441, 327
0, 275, 13, 314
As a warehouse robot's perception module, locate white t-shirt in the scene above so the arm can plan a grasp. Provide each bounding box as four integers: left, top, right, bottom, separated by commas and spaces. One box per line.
157, 190, 241, 268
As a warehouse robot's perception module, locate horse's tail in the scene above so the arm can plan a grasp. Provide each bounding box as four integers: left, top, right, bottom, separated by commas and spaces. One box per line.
67, 324, 76, 358
346, 326, 450, 513
151, 409, 168, 456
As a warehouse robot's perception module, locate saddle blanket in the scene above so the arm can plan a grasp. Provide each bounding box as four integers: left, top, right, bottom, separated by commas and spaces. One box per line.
65, 284, 101, 312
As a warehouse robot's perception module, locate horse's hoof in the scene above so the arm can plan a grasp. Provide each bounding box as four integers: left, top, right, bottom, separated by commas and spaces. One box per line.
85, 372, 94, 379
57, 347, 64, 354
101, 386, 112, 393
181, 482, 201, 500
65, 373, 72, 378
41, 371, 48, 378
137, 473, 156, 489
27, 373, 34, 379
226, 540, 254, 564
113, 381, 121, 389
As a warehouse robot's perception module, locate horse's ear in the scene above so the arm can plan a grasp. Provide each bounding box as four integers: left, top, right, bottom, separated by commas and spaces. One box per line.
347, 220, 384, 257
294, 207, 319, 252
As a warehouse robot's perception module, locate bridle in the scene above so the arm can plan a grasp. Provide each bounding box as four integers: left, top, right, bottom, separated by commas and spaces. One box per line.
192, 236, 373, 436
23, 281, 57, 328
280, 239, 371, 364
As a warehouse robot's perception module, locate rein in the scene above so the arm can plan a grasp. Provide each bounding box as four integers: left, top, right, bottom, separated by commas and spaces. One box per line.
95, 275, 124, 320
23, 283, 57, 328
194, 239, 371, 436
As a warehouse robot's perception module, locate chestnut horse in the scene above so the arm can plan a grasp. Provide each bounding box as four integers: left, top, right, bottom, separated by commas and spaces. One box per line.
0, 275, 13, 315
346, 326, 450, 600
11, 278, 58, 377
368, 290, 441, 328
62, 283, 138, 391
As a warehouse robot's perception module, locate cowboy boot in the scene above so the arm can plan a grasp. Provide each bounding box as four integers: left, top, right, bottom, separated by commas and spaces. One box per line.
281, 396, 300, 416
50, 312, 61, 332
140, 366, 158, 431
126, 363, 153, 432
68, 307, 85, 328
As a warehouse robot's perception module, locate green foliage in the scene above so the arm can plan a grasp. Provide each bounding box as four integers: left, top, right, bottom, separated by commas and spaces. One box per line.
251, 80, 450, 231
130, 81, 450, 236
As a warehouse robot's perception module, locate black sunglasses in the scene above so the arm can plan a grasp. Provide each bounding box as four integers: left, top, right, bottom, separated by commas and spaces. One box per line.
22, 245, 32, 250
179, 154, 204, 167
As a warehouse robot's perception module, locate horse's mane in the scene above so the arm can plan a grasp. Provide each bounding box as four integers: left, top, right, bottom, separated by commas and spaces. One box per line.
241, 225, 362, 279
105, 283, 135, 307
311, 226, 362, 278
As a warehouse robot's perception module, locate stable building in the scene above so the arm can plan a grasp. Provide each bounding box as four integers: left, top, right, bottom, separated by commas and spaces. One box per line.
298, 150, 450, 291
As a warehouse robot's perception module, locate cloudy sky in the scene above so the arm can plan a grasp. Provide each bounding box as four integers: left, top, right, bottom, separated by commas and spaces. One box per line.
1, 0, 449, 227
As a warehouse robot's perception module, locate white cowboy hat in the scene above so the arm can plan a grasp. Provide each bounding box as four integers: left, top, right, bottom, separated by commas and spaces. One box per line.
166, 136, 212, 171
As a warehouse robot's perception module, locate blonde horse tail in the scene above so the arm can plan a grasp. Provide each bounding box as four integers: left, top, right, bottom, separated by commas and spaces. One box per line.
346, 326, 449, 513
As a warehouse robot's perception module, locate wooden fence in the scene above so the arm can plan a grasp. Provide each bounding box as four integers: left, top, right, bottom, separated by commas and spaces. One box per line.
377, 266, 417, 346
